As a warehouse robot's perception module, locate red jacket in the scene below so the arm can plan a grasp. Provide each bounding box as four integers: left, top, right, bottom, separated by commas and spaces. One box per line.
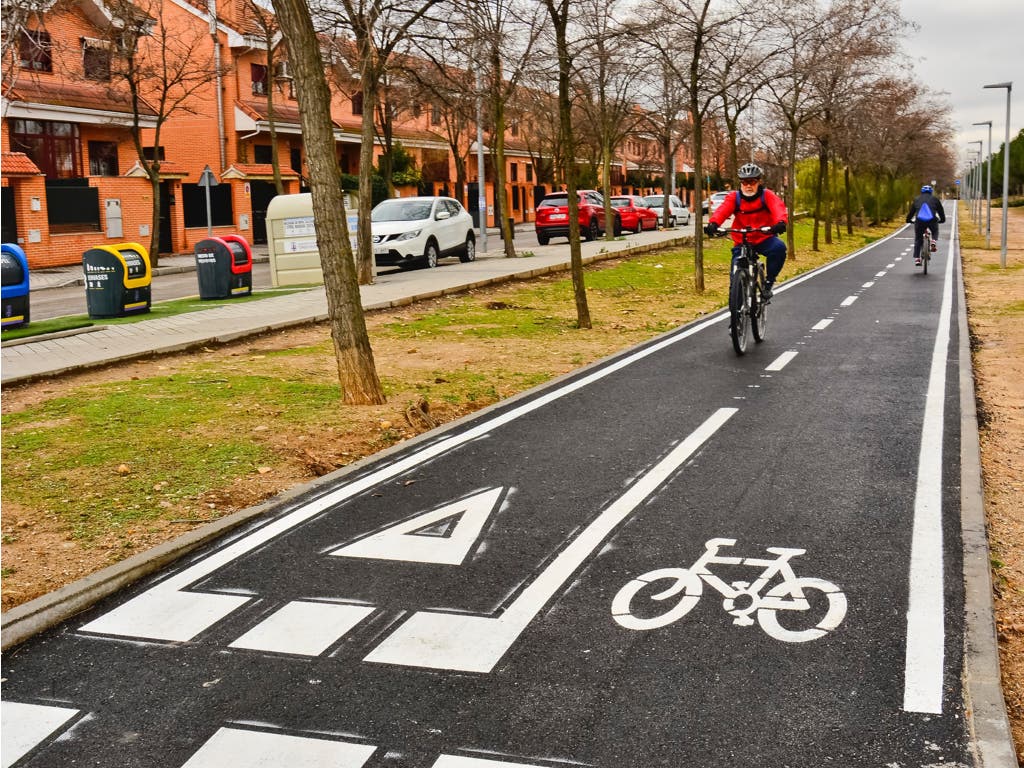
710, 187, 788, 245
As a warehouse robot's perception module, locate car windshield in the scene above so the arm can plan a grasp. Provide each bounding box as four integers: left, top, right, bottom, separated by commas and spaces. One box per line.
644, 196, 664, 206
610, 198, 630, 208
372, 200, 434, 222
539, 195, 568, 208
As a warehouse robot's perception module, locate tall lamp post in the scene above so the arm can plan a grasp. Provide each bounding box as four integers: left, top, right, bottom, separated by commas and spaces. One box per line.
973, 121, 993, 248
969, 140, 984, 232
984, 81, 1012, 267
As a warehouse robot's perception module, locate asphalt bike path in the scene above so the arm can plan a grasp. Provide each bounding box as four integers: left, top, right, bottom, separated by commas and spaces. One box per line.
0, 213, 995, 766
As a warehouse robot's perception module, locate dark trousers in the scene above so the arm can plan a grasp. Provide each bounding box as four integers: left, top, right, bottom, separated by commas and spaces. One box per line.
733, 236, 787, 283
913, 219, 939, 260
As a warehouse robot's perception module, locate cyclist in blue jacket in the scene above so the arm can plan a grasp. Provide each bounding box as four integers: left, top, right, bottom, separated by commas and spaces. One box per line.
906, 184, 946, 266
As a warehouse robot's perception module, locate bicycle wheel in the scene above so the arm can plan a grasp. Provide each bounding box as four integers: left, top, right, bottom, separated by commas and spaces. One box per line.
611, 567, 703, 630
922, 247, 929, 275
752, 266, 767, 343
729, 268, 750, 355
756, 577, 848, 643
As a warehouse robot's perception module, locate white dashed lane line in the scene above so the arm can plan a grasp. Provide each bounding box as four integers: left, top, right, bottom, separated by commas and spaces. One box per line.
841, 296, 858, 307
765, 351, 798, 371
811, 319, 833, 331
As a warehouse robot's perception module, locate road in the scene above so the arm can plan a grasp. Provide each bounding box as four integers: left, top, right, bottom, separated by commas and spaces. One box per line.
25, 226, 591, 321
1, 223, 977, 766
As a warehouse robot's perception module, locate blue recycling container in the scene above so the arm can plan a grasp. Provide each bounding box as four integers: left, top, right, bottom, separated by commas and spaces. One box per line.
1, 243, 30, 328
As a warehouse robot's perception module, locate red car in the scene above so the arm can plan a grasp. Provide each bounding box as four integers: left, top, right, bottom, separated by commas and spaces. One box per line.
535, 190, 620, 245
611, 195, 658, 233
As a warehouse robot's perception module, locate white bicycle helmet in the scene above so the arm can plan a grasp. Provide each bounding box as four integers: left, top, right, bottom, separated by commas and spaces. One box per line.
738, 163, 763, 180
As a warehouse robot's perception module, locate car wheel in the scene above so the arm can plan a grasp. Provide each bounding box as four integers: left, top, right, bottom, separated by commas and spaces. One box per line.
459, 234, 476, 263
585, 218, 598, 241
668, 216, 676, 228
613, 215, 623, 237
422, 240, 439, 269
537, 231, 550, 246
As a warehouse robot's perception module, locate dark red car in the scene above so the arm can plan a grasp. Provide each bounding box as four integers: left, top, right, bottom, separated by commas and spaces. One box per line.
535, 190, 620, 245
611, 195, 658, 233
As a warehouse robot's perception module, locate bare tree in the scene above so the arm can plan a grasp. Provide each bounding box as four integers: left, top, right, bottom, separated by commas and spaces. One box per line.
638, 0, 748, 292
312, 0, 445, 285
271, 0, 385, 404
102, 0, 224, 265
244, 0, 286, 194
458, 0, 545, 256
575, 0, 645, 239
543, 0, 591, 328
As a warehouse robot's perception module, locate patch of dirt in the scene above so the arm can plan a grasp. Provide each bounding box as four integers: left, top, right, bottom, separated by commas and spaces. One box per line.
1, 217, 1022, 757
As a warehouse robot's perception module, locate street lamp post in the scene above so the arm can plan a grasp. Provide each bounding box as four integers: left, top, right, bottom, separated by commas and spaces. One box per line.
973, 121, 993, 248
969, 140, 983, 232
984, 81, 1012, 267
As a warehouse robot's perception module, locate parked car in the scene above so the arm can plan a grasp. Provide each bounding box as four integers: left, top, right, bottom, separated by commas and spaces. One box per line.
371, 196, 476, 269
642, 194, 691, 227
610, 195, 659, 233
708, 191, 731, 215
535, 189, 620, 245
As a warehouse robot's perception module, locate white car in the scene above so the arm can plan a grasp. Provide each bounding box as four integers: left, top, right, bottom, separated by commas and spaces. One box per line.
642, 194, 691, 227
371, 196, 476, 269
708, 191, 731, 215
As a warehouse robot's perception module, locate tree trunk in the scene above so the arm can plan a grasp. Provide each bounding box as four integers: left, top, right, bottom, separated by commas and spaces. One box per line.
357, 63, 377, 285
148, 167, 162, 264
786, 124, 798, 260
691, 109, 705, 293
822, 142, 832, 245
812, 147, 824, 251
489, 62, 515, 258
548, 0, 590, 329
844, 165, 853, 235
271, 0, 385, 404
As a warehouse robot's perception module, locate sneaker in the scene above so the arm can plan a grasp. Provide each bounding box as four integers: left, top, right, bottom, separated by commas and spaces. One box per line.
930, 240, 937, 252
914, 257, 922, 266
762, 283, 774, 302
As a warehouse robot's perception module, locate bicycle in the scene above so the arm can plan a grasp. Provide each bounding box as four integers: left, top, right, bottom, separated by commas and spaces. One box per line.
919, 228, 932, 275
611, 538, 847, 643
712, 227, 771, 355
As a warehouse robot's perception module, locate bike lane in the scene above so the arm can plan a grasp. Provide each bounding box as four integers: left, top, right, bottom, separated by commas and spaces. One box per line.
1, 225, 976, 767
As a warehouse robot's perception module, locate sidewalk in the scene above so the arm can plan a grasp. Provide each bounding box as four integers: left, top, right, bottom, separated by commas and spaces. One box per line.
2, 225, 693, 385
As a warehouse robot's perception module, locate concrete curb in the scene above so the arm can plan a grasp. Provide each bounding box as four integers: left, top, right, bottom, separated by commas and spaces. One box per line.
956, 250, 1020, 767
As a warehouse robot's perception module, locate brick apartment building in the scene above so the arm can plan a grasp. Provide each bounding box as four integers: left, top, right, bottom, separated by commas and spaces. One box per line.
1, 0, 692, 269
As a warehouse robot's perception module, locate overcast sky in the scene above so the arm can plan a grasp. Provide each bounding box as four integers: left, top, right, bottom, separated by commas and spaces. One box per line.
897, 0, 1023, 172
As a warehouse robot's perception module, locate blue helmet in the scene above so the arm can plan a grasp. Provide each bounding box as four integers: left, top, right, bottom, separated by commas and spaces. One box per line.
921, 184, 933, 193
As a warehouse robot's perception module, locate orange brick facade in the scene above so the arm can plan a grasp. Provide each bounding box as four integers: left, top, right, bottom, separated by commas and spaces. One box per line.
2, 0, 690, 269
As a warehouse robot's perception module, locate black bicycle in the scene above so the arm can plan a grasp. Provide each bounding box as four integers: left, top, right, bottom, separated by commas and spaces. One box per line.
714, 227, 770, 355
920, 228, 932, 275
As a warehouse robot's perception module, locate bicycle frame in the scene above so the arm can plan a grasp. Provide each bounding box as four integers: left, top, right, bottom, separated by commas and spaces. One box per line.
717, 227, 768, 354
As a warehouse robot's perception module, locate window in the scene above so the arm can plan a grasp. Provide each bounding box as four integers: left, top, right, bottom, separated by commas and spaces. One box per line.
412, 103, 422, 119
510, 120, 519, 137
351, 91, 363, 115
82, 39, 111, 81
251, 64, 268, 96
88, 141, 119, 176
526, 164, 533, 182
143, 146, 166, 161
254, 144, 273, 164
10, 119, 81, 178
430, 104, 441, 126
19, 29, 52, 72
510, 163, 518, 182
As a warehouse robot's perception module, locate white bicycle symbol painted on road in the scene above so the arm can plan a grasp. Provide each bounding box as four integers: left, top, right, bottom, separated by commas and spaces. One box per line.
611, 538, 847, 643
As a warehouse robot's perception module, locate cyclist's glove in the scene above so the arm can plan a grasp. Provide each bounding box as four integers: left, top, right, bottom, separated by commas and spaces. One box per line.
771, 222, 787, 235
704, 222, 719, 237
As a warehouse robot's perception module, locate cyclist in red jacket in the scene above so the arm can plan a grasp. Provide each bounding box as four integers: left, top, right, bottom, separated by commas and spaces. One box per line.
704, 163, 789, 299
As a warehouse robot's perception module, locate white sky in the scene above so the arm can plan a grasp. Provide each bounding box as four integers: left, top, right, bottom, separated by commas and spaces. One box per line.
898, 0, 1024, 173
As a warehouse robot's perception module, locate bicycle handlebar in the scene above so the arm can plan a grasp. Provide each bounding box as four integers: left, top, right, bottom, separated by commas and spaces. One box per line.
709, 226, 775, 237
